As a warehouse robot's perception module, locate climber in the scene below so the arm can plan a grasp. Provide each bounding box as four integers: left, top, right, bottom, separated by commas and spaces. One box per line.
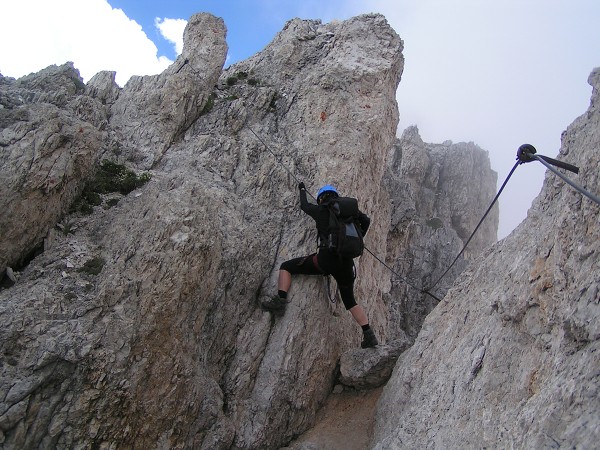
261, 182, 379, 348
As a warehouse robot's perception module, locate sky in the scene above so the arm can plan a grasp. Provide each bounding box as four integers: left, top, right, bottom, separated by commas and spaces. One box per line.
1, 0, 599, 239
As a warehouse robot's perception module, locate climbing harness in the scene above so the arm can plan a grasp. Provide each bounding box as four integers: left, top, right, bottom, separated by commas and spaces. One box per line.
247, 125, 599, 303
326, 276, 337, 303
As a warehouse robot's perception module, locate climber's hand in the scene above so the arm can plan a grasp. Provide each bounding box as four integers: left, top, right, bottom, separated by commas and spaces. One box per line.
298, 182, 306, 191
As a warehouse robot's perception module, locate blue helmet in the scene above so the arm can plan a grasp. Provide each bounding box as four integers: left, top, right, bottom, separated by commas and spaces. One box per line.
316, 184, 338, 202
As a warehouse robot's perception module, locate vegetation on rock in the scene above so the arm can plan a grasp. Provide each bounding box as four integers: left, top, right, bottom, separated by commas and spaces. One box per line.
70, 160, 150, 214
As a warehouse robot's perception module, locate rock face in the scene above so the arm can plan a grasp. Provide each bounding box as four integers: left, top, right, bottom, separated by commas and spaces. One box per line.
0, 63, 105, 276
0, 12, 499, 450
373, 68, 600, 449
108, 13, 228, 169
383, 129, 498, 340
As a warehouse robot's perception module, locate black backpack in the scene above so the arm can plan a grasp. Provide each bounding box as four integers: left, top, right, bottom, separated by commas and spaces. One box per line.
324, 197, 364, 258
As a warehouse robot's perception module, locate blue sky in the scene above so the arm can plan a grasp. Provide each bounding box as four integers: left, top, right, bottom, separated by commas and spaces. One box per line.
1, 0, 599, 238
106, 0, 296, 64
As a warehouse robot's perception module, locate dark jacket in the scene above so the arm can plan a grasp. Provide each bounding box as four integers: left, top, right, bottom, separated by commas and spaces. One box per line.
299, 189, 370, 246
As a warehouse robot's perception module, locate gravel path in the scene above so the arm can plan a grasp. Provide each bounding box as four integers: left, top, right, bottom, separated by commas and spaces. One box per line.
284, 387, 383, 450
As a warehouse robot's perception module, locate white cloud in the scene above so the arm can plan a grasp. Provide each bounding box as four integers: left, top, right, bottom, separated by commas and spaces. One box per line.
155, 18, 187, 56
0, 0, 172, 86
331, 0, 600, 238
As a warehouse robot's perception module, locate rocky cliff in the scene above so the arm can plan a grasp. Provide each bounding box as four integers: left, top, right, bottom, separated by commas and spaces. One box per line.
0, 12, 499, 449
373, 68, 600, 448
384, 129, 498, 340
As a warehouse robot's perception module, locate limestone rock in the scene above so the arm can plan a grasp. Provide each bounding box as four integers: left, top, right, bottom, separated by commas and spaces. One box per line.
372, 67, 600, 449
0, 11, 501, 450
0, 13, 404, 450
383, 130, 499, 341
108, 13, 228, 169
339, 336, 412, 389
85, 71, 120, 105
0, 63, 104, 276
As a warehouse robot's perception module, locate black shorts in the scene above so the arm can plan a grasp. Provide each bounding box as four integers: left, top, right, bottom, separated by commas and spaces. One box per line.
280, 250, 357, 310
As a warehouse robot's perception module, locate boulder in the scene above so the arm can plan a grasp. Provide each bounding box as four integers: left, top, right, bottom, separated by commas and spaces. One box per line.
339, 336, 412, 389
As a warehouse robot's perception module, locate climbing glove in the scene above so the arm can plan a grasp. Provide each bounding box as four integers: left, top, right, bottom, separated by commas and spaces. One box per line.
298, 182, 306, 191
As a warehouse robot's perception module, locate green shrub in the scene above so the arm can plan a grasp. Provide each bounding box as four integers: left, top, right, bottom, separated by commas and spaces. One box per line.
78, 257, 105, 276
426, 217, 444, 230
70, 189, 100, 215
104, 198, 120, 209
93, 160, 150, 195
269, 92, 279, 111
69, 160, 151, 215
200, 93, 215, 115
64, 292, 77, 301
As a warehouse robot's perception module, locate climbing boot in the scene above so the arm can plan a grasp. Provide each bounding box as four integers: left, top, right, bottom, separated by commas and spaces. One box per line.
260, 295, 288, 314
361, 328, 378, 348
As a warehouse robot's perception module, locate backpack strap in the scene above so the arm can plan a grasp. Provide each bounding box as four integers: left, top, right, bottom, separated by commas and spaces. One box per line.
325, 204, 340, 250
315, 200, 338, 249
